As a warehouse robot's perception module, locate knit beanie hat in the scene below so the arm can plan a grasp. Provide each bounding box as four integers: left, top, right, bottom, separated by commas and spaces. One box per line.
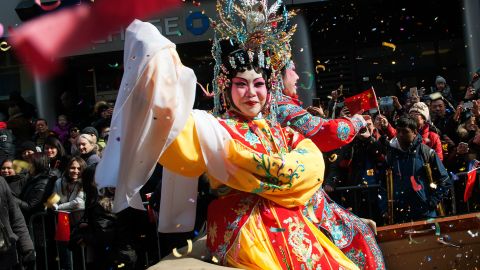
81, 126, 98, 138
21, 141, 37, 152
410, 102, 430, 122
435, 76, 446, 84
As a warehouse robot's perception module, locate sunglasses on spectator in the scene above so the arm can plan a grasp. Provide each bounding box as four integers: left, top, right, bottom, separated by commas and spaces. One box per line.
70, 128, 79, 132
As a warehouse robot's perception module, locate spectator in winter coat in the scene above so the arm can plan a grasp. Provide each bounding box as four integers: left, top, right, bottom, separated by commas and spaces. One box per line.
31, 119, 57, 150
51, 157, 87, 211
431, 76, 454, 105
52, 114, 72, 145
408, 102, 444, 160
7, 104, 33, 146
377, 102, 444, 160
64, 126, 80, 156
43, 136, 68, 178
0, 121, 16, 162
15, 153, 54, 222
76, 134, 101, 166
380, 117, 452, 223
0, 177, 35, 270
1, 159, 27, 198
430, 98, 457, 140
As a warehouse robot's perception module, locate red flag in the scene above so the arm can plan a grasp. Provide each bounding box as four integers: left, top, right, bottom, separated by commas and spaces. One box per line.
464, 168, 478, 202
55, 211, 71, 242
343, 88, 379, 115
9, 0, 180, 78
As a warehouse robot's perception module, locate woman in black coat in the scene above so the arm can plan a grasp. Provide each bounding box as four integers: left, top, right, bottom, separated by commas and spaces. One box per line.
15, 153, 54, 222
0, 177, 35, 269
1, 159, 27, 198
43, 136, 69, 179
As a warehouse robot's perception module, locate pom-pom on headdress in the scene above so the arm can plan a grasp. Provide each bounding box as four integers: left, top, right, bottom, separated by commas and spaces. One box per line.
211, 0, 297, 119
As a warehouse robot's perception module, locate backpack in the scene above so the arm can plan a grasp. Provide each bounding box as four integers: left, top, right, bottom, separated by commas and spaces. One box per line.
418, 143, 435, 165
385, 142, 434, 167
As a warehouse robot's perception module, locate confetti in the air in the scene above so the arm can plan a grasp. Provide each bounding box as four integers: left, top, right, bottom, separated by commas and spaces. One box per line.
382, 41, 396, 51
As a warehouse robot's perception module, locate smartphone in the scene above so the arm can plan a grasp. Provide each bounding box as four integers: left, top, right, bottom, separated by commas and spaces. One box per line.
312, 98, 321, 107
463, 101, 474, 110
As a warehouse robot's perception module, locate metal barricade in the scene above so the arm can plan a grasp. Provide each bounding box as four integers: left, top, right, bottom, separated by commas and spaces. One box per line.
53, 209, 86, 270
331, 184, 382, 220
28, 211, 49, 270
27, 209, 88, 270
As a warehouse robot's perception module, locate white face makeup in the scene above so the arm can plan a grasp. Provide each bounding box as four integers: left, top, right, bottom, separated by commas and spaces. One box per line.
283, 63, 299, 97
230, 69, 268, 118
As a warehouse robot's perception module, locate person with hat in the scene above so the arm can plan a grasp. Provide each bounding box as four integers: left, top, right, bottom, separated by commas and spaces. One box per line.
431, 75, 454, 105
409, 102, 444, 160
376, 102, 444, 160
81, 126, 105, 152
95, 1, 386, 268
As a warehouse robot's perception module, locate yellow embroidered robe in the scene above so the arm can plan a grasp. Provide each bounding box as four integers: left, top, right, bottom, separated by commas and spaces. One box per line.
159, 115, 359, 270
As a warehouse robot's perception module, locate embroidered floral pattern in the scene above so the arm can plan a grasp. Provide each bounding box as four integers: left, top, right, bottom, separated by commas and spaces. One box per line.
336, 122, 350, 141
209, 222, 218, 245
244, 129, 261, 147
345, 249, 366, 269
251, 152, 305, 193
211, 196, 256, 263
316, 190, 385, 269
354, 217, 385, 270
283, 216, 319, 270
277, 95, 324, 137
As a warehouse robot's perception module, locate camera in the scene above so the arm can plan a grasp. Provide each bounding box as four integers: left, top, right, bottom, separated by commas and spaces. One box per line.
463, 101, 474, 110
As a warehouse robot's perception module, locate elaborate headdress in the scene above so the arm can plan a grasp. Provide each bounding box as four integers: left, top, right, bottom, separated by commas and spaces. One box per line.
211, 0, 297, 119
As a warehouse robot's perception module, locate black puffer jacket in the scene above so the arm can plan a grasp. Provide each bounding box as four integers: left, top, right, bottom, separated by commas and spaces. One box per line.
0, 177, 34, 269
16, 172, 55, 221
5, 174, 27, 198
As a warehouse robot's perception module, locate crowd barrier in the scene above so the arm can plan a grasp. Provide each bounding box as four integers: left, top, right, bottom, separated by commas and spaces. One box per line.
26, 209, 161, 270
331, 184, 461, 219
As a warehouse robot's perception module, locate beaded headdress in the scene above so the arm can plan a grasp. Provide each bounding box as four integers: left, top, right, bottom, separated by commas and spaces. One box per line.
211, 0, 297, 119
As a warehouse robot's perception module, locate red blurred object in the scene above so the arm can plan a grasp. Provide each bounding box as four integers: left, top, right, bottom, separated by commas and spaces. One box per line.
344, 88, 379, 115
35, 0, 61, 11
145, 193, 156, 224
9, 0, 180, 78
55, 211, 71, 242
410, 175, 422, 192
464, 168, 477, 202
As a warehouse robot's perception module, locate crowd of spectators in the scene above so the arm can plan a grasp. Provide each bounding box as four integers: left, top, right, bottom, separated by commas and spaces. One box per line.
322, 75, 480, 225
1, 73, 480, 270
0, 93, 120, 270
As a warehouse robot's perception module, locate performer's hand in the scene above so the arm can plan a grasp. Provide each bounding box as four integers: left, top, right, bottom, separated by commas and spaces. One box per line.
323, 184, 334, 193
360, 218, 377, 235
307, 106, 325, 117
